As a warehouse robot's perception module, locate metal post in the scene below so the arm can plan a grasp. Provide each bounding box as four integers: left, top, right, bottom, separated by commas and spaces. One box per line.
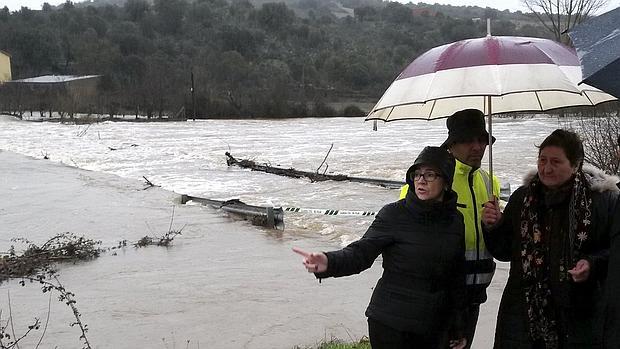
487, 95, 494, 200
487, 18, 491, 36
191, 70, 196, 121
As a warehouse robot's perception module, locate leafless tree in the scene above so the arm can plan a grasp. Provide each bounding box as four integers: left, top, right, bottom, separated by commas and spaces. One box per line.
563, 104, 620, 175
522, 0, 609, 44
578, 114, 620, 175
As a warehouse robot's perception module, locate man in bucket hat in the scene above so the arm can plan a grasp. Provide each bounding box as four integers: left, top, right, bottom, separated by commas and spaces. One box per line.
400, 109, 500, 348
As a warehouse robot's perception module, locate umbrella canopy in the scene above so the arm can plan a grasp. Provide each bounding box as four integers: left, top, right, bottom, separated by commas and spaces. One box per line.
367, 35, 616, 121
568, 7, 620, 98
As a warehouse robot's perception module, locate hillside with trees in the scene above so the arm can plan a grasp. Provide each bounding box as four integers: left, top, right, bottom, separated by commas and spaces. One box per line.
0, 0, 554, 118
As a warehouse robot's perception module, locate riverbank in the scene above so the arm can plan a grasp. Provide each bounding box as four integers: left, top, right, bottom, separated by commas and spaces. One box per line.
0, 110, 366, 123
1, 110, 574, 124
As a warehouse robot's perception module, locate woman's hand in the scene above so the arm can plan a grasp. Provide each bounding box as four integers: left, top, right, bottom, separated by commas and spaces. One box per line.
568, 259, 591, 282
449, 338, 467, 349
292, 247, 328, 273
482, 198, 502, 227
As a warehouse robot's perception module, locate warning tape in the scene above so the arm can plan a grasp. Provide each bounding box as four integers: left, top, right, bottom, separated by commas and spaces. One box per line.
282, 207, 376, 216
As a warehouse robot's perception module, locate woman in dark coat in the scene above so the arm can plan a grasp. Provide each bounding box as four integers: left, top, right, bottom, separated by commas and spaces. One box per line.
482, 129, 619, 349
294, 146, 467, 349
604, 135, 620, 348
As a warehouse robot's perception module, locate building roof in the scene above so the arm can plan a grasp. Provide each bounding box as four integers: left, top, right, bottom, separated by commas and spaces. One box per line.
0, 50, 11, 57
9, 75, 100, 84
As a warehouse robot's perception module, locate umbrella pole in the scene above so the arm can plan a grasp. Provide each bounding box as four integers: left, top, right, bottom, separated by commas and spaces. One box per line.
486, 95, 494, 201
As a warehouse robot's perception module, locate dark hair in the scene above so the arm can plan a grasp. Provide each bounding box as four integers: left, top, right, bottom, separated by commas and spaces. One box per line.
537, 129, 584, 168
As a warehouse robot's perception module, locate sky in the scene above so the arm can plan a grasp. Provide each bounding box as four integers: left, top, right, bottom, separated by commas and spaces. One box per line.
0, 0, 618, 13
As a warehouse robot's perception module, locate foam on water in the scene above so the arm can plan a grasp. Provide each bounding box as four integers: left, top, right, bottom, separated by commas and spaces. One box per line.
0, 115, 564, 241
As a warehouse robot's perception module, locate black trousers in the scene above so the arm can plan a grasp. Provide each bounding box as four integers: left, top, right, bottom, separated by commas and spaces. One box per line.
368, 317, 441, 349
463, 304, 480, 349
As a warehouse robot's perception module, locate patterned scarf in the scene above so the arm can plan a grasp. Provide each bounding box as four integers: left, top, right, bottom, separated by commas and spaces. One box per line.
519, 170, 592, 348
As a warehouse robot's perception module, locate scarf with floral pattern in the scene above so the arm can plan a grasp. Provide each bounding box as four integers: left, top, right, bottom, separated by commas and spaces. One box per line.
519, 170, 592, 348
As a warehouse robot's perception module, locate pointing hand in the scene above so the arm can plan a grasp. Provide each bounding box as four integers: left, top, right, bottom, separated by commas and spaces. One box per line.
292, 247, 328, 273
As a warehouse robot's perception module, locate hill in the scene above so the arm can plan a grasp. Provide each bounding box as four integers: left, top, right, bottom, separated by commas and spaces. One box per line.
0, 0, 552, 118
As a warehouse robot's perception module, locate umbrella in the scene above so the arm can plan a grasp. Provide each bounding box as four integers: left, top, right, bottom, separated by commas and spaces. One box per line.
366, 34, 617, 189
568, 6, 620, 98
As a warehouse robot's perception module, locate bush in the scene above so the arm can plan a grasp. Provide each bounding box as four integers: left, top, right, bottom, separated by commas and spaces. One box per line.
341, 105, 366, 117
312, 101, 337, 117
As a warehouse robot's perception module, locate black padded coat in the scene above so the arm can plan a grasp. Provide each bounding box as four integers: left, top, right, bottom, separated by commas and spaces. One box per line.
316, 188, 466, 342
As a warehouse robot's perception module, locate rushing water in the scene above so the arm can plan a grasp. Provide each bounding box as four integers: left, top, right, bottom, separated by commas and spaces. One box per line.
0, 115, 566, 244
0, 115, 566, 348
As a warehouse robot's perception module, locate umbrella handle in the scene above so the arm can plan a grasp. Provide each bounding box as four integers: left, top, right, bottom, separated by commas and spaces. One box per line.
487, 96, 494, 201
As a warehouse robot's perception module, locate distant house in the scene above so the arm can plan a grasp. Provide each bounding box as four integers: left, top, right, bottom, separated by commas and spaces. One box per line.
0, 75, 101, 118
0, 50, 11, 83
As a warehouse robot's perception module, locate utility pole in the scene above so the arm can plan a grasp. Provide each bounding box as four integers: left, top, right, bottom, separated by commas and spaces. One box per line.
191, 70, 196, 121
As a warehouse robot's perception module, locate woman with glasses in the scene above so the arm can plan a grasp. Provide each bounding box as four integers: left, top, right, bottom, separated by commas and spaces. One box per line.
293, 146, 467, 349
482, 129, 619, 349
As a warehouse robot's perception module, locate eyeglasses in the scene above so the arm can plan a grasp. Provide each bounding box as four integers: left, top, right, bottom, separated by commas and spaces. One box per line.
412, 171, 442, 182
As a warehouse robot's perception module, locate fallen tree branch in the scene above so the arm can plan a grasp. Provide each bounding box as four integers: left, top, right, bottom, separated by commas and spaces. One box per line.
316, 143, 333, 175
142, 176, 159, 190
225, 152, 405, 189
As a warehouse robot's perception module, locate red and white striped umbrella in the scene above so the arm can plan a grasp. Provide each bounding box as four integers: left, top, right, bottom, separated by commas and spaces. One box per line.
367, 35, 616, 122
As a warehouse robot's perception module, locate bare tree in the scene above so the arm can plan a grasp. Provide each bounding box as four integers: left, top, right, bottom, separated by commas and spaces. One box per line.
578, 114, 620, 175
522, 0, 609, 44
563, 104, 620, 175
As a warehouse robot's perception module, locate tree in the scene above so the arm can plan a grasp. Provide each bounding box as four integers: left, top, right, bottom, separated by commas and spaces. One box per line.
254, 3, 296, 32
576, 113, 620, 175
219, 25, 260, 58
153, 0, 186, 35
124, 0, 150, 22
229, 0, 254, 23
522, 0, 609, 44
354, 6, 379, 22
381, 2, 413, 24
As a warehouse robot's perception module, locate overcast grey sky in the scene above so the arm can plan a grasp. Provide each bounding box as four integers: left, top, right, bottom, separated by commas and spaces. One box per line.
0, 0, 618, 13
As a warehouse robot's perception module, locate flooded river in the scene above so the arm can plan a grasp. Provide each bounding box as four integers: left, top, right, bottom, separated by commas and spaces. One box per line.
0, 115, 567, 348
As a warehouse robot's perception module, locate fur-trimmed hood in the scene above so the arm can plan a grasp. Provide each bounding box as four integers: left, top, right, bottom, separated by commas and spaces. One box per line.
522, 165, 620, 193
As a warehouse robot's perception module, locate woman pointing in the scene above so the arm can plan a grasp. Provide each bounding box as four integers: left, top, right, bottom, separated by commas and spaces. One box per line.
294, 146, 467, 349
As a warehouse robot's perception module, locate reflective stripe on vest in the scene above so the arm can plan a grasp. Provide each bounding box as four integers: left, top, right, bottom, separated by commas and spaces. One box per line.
465, 249, 493, 261
466, 272, 494, 285
478, 168, 491, 202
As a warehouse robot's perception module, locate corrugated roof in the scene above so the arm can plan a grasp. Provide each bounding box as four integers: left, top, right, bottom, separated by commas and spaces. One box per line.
10, 75, 100, 84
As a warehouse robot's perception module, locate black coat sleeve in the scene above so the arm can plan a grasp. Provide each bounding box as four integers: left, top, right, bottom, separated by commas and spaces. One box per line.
316, 205, 395, 279
583, 190, 618, 281
448, 214, 467, 339
483, 186, 525, 262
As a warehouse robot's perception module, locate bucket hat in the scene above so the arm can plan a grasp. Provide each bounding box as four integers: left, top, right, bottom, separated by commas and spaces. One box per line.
441, 109, 496, 148
406, 146, 456, 187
